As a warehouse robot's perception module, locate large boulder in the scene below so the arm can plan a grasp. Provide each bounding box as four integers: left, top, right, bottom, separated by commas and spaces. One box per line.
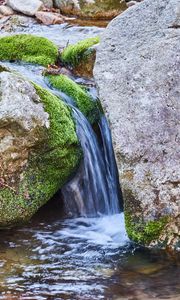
6, 0, 43, 16
54, 0, 127, 20
94, 0, 180, 250
0, 70, 81, 226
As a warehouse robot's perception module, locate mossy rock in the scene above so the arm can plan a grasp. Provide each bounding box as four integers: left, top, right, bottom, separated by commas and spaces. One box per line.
61, 37, 100, 68
0, 72, 81, 227
54, 0, 127, 20
125, 212, 169, 246
0, 34, 58, 66
46, 74, 100, 124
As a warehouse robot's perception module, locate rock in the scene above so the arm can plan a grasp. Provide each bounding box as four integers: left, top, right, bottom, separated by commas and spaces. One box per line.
94, 0, 180, 250
61, 37, 100, 78
0, 5, 14, 16
0, 34, 58, 66
35, 11, 64, 25
126, 1, 137, 7
54, 0, 127, 20
6, 0, 43, 16
0, 70, 81, 226
40, 0, 53, 8
72, 45, 97, 78
0, 15, 37, 32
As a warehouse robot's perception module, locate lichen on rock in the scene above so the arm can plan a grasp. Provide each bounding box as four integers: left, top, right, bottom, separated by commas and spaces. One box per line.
0, 34, 58, 66
0, 71, 81, 227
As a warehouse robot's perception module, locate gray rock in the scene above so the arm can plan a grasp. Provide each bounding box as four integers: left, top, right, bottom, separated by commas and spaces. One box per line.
94, 0, 180, 250
0, 71, 80, 226
6, 0, 43, 16
0, 5, 14, 16
41, 0, 53, 8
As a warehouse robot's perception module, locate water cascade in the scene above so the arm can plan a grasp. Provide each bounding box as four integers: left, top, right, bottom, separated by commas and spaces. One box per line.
3, 62, 122, 218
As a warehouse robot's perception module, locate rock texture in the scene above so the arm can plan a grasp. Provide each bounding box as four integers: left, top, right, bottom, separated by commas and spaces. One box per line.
41, 0, 53, 8
6, 0, 43, 16
0, 5, 14, 16
0, 70, 80, 226
35, 11, 64, 25
94, 0, 180, 250
54, 0, 127, 20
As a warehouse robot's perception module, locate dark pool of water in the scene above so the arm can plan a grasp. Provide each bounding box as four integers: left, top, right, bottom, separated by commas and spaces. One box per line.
0, 198, 179, 300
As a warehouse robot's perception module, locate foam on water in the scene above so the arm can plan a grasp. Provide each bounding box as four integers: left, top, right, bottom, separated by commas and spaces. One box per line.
53, 214, 129, 248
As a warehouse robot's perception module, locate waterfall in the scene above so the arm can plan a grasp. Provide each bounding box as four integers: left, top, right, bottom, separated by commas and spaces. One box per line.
62, 109, 122, 217
2, 62, 122, 218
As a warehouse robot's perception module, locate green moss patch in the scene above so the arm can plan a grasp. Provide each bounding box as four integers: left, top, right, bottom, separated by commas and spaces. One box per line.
46, 74, 100, 124
61, 37, 100, 67
0, 84, 81, 226
0, 34, 58, 66
125, 213, 169, 245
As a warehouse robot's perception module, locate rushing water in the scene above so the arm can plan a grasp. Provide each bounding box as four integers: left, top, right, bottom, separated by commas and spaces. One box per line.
62, 110, 121, 217
0, 23, 180, 299
3, 61, 121, 216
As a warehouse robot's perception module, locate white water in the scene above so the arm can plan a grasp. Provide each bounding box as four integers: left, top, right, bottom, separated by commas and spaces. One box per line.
56, 214, 128, 248
62, 108, 121, 217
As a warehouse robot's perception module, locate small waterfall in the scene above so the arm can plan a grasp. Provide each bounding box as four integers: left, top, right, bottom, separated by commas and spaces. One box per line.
62, 108, 121, 217
2, 62, 122, 218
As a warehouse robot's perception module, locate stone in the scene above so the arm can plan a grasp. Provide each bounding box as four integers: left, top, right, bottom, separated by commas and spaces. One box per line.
0, 70, 81, 226
0, 5, 14, 15
54, 0, 127, 20
61, 37, 99, 78
6, 0, 43, 16
35, 11, 64, 25
126, 1, 137, 7
94, 0, 180, 250
40, 0, 53, 8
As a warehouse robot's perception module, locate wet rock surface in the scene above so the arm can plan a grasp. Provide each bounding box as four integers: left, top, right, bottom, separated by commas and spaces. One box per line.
94, 0, 180, 250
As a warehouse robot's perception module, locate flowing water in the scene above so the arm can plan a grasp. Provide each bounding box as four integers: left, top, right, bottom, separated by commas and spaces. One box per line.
0, 22, 180, 300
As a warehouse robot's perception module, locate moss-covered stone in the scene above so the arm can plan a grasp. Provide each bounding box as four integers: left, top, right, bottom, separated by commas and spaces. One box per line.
0, 78, 81, 227
46, 74, 100, 124
0, 34, 58, 66
54, 0, 127, 20
61, 37, 100, 67
125, 212, 169, 245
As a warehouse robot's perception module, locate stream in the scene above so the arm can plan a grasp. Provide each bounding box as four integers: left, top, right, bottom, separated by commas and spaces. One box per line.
0, 20, 180, 300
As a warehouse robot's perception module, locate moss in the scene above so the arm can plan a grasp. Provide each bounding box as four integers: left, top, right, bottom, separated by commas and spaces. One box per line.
125, 213, 169, 245
46, 74, 100, 124
0, 84, 82, 226
61, 36, 100, 67
0, 34, 58, 66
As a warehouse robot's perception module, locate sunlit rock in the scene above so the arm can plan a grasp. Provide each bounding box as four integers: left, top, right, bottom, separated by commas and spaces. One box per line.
94, 0, 180, 250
